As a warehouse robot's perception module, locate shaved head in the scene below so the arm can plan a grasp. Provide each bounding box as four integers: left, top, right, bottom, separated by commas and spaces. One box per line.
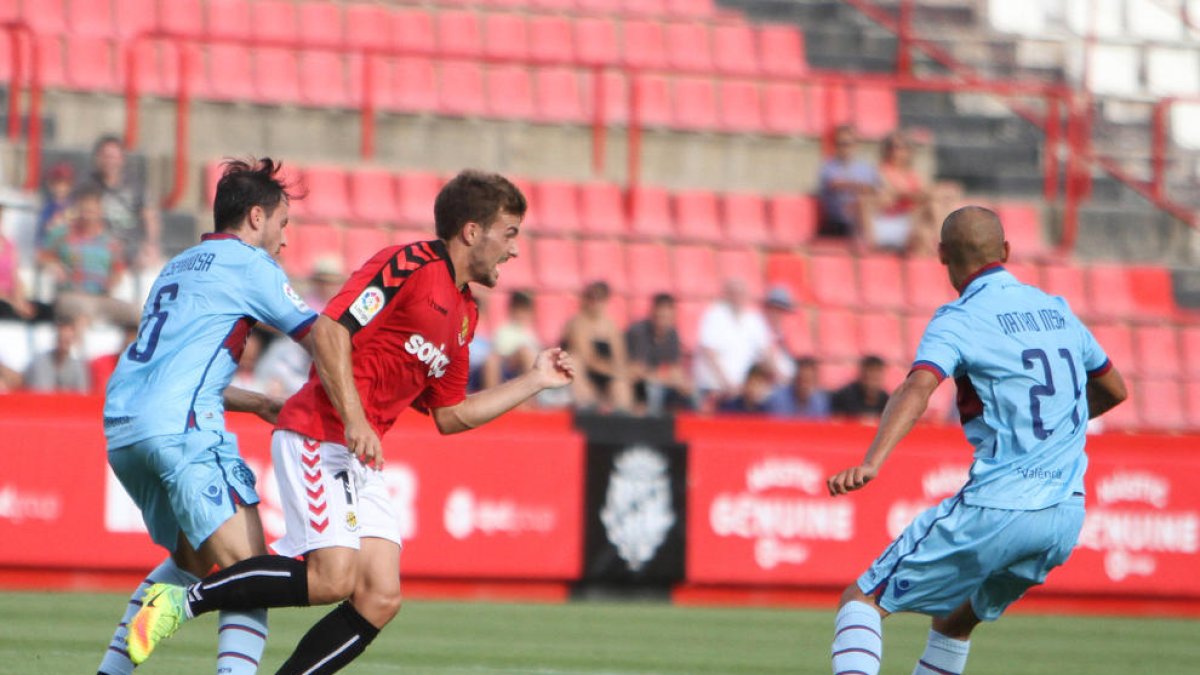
938, 206, 1009, 290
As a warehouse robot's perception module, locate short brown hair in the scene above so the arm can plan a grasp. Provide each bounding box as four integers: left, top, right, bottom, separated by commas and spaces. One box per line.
434, 169, 527, 240
213, 158, 299, 232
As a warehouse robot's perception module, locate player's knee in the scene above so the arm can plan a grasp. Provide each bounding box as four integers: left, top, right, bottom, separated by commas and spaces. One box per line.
355, 586, 401, 627
306, 556, 358, 604
839, 583, 888, 617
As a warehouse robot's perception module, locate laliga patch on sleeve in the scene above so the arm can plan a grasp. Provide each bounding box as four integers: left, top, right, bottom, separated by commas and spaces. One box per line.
350, 286, 385, 326
283, 283, 311, 312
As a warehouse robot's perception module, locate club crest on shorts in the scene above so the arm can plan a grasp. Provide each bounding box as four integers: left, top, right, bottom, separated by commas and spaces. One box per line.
600, 445, 676, 572
345, 510, 360, 532
350, 286, 385, 325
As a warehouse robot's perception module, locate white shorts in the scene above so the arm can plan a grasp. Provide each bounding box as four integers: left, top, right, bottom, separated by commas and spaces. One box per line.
271, 429, 402, 557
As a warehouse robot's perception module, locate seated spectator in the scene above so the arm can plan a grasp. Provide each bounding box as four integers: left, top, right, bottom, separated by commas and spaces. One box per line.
39, 185, 140, 329
831, 354, 890, 418
818, 125, 880, 240
694, 278, 770, 409
36, 162, 75, 247
25, 315, 89, 393
762, 286, 798, 386
256, 257, 345, 397
625, 292, 692, 415
0, 210, 54, 323
483, 290, 540, 389
564, 281, 633, 413
718, 362, 775, 415
870, 131, 937, 255
765, 356, 832, 419
78, 135, 161, 267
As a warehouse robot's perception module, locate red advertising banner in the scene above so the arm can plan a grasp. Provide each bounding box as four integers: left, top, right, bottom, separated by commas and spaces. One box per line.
0, 396, 584, 581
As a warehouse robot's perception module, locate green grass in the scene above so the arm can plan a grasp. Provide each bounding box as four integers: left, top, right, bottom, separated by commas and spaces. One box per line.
0, 590, 1196, 674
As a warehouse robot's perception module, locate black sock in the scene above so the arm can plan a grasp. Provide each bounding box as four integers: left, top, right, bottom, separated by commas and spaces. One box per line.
185, 555, 309, 616
275, 601, 380, 675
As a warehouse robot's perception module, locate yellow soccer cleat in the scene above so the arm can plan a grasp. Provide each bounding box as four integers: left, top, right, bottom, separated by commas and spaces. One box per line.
127, 583, 188, 665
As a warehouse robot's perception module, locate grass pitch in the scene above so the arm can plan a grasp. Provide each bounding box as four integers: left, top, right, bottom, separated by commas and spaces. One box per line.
1, 590, 1196, 674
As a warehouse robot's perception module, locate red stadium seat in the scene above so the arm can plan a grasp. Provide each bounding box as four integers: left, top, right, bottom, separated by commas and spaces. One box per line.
763, 83, 813, 136
627, 243, 673, 297
579, 182, 628, 237
580, 239, 629, 295
1133, 324, 1180, 379
1090, 322, 1137, 377
126, 39, 168, 96
34, 35, 67, 90
486, 65, 536, 120
722, 193, 769, 247
299, 166, 351, 221
1127, 265, 1177, 320
1138, 378, 1186, 431
532, 0, 576, 10
252, 0, 296, 45
622, 20, 668, 70
675, 298, 705, 351
68, 0, 113, 37
347, 54, 393, 108
808, 252, 859, 307
665, 22, 713, 73
633, 74, 672, 128
207, 0, 250, 40
344, 3, 391, 51
25, 0, 66, 35
717, 247, 764, 300
299, 1, 343, 48
485, 13, 528, 62
712, 23, 759, 76
160, 0, 203, 38
348, 168, 399, 224
765, 252, 811, 305
66, 37, 118, 92
530, 15, 574, 65
767, 194, 817, 247
392, 57, 437, 112
1040, 263, 1091, 317
582, 70, 629, 124
811, 82, 853, 133
904, 257, 956, 312
576, 0, 622, 13
114, 0, 156, 38
535, 67, 586, 123
438, 10, 482, 59
396, 172, 442, 227
286, 223, 343, 279
1181, 326, 1200, 380
1186, 382, 1200, 430
1086, 264, 1137, 322
901, 312, 928, 357
1003, 261, 1039, 285
343, 227, 391, 270
671, 244, 721, 299
300, 52, 349, 107
815, 308, 861, 360
759, 25, 807, 78
533, 237, 583, 293
1097, 379, 1138, 431
858, 311, 906, 364
495, 242, 535, 291
534, 292, 576, 346
667, 0, 717, 18
574, 17, 620, 67
254, 47, 302, 104
204, 44, 256, 101
719, 80, 764, 133
438, 61, 486, 117
622, 0, 666, 17
852, 85, 898, 139
394, 8, 435, 55
672, 77, 719, 131
779, 309, 815, 356
674, 190, 722, 243
994, 203, 1047, 260
628, 186, 674, 239
858, 255, 905, 310
527, 180, 581, 235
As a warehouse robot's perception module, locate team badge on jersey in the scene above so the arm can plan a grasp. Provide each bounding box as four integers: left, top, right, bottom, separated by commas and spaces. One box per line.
283, 282, 310, 312
458, 316, 469, 346
350, 286, 385, 325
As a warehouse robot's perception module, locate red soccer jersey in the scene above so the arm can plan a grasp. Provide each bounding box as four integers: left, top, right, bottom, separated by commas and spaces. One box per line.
276, 239, 477, 443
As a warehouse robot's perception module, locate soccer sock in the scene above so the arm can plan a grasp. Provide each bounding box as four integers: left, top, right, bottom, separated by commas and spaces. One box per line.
275, 601, 381, 675
216, 609, 269, 675
97, 556, 200, 675
831, 600, 883, 675
912, 629, 970, 675
185, 555, 309, 617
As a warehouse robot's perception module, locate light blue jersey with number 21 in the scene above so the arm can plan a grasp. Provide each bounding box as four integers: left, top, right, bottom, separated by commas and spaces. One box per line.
911, 264, 1111, 511
104, 233, 317, 448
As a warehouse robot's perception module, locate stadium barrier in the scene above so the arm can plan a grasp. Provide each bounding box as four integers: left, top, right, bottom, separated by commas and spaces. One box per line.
1, 395, 1197, 608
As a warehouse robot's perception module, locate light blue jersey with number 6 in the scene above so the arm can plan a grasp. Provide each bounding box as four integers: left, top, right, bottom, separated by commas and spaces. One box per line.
103, 233, 318, 448
910, 264, 1111, 511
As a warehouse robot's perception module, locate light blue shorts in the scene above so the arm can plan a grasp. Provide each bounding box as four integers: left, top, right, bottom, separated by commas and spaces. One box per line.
108, 430, 259, 552
857, 493, 1085, 620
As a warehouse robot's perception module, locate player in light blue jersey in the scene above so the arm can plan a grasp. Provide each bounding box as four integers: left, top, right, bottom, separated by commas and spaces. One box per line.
825, 207, 1128, 675
98, 159, 375, 675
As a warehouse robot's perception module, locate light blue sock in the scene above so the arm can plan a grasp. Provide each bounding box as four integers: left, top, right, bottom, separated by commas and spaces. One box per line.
217, 609, 269, 674
912, 629, 970, 675
98, 557, 200, 675
831, 600, 883, 675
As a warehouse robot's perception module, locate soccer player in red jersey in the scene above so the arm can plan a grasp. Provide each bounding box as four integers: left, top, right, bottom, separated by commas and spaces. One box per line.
129, 170, 576, 673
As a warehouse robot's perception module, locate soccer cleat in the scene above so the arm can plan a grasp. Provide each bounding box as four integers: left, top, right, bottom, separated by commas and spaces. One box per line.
127, 582, 189, 665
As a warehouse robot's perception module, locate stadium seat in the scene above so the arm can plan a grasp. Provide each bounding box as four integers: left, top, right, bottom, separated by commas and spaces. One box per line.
717, 247, 764, 300
665, 22, 713, 73
348, 168, 399, 224
530, 15, 574, 65
160, 0, 203, 38
672, 77, 719, 131
286, 223, 344, 279
859, 311, 906, 364
343, 227, 391, 270
671, 244, 721, 300
34, 35, 68, 90
1138, 378, 1186, 431
633, 74, 673, 128
580, 239, 629, 295
575, 0, 622, 14
1127, 265, 1177, 320
532, 291, 576, 346
66, 37, 118, 92
718, 80, 764, 133
204, 44, 256, 101
126, 40, 167, 96
438, 10, 483, 59
299, 1, 343, 48
207, 0, 251, 40
763, 83, 813, 136
252, 0, 296, 44
486, 65, 536, 119
622, 20, 668, 70
1096, 380, 1139, 432
858, 255, 905, 310
1181, 326, 1200, 379
535, 67, 586, 123
574, 17, 620, 67
531, 0, 576, 10
1003, 261, 1039, 285
675, 298, 705, 351
392, 57, 437, 112
811, 82, 853, 132
346, 54, 392, 108
396, 172, 442, 227
533, 238, 583, 293
1090, 322, 1137, 377
579, 182, 628, 237
25, 0, 66, 35
1086, 263, 1138, 321
994, 203, 1047, 259
498, 241, 536, 290
779, 309, 815, 356
344, 3, 391, 51
158, 41, 205, 96
815, 308, 861, 360
712, 23, 759, 76
758, 25, 807, 78
114, 0, 156, 38
767, 194, 818, 248
901, 312, 928, 358
528, 180, 581, 235
852, 85, 899, 139
1133, 324, 1180, 379
438, 61, 487, 117
674, 190, 722, 243
622, 0, 666, 17
765, 252, 810, 305
627, 243, 673, 297
299, 166, 351, 221
68, 0, 113, 37
394, 8, 436, 55
808, 252, 860, 307
582, 70, 629, 124
300, 52, 349, 108
254, 47, 302, 104
722, 192, 769, 247
904, 257, 956, 312
628, 186, 674, 239
1040, 263, 1091, 317
485, 13, 529, 62
667, 0, 717, 18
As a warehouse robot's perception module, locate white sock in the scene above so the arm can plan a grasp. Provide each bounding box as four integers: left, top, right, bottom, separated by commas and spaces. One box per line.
97, 557, 200, 675
912, 629, 970, 675
216, 609, 269, 674
831, 600, 883, 675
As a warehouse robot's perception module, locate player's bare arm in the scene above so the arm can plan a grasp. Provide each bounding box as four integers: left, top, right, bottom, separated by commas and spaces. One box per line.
827, 369, 940, 497
303, 314, 384, 468
222, 386, 285, 425
431, 347, 576, 435
1086, 366, 1128, 419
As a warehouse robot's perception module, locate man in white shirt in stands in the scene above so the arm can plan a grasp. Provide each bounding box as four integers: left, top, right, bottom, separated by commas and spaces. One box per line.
693, 278, 771, 410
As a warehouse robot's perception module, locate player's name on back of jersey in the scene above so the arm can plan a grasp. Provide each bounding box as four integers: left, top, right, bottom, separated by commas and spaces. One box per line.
996, 307, 1068, 337
161, 252, 217, 277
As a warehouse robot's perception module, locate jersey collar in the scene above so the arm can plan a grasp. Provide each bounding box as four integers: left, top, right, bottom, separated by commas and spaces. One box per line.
958, 262, 1005, 295
428, 239, 465, 291
200, 232, 240, 242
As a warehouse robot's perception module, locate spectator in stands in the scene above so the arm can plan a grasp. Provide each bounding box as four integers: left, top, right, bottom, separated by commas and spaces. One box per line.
39, 185, 140, 329
831, 354, 890, 418
695, 278, 771, 409
256, 257, 345, 397
24, 314, 89, 393
0, 208, 54, 323
78, 135, 161, 268
626, 292, 692, 415
718, 362, 775, 415
564, 280, 633, 413
818, 125, 880, 240
871, 131, 937, 255
762, 286, 798, 386
765, 356, 832, 419
483, 290, 540, 389
36, 162, 76, 247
